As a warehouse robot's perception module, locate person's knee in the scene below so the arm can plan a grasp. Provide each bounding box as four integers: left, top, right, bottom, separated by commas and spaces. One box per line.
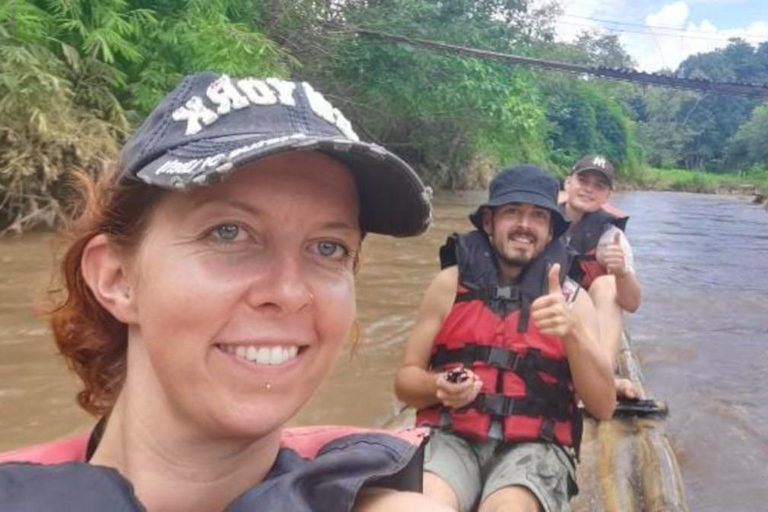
355, 489, 457, 511
479, 485, 540, 512
588, 275, 617, 301
423, 472, 462, 511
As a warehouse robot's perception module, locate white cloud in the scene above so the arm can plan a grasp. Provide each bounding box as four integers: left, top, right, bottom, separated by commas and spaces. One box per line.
536, 0, 628, 41
544, 0, 768, 72
646, 1, 689, 29
621, 2, 768, 71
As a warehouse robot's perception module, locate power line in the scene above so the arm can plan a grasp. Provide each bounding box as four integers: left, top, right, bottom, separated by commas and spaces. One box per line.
560, 13, 768, 39
554, 19, 768, 43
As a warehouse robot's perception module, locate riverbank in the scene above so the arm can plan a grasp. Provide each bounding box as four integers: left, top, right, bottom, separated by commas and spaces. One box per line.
621, 168, 768, 208
2, 167, 766, 236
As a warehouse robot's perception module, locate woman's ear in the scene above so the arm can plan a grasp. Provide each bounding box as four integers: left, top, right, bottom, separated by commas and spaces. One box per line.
81, 234, 138, 324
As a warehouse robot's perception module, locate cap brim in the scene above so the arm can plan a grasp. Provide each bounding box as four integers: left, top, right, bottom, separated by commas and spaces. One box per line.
132, 133, 432, 237
572, 168, 614, 188
469, 190, 569, 238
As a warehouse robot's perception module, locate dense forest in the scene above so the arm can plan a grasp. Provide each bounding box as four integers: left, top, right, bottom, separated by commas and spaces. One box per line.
1, 0, 768, 232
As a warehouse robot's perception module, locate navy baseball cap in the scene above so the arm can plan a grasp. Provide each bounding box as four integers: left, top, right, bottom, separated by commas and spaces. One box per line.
119, 72, 432, 237
469, 165, 569, 238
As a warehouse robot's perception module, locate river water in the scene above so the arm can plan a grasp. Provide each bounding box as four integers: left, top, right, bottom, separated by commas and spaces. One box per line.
1, 191, 767, 510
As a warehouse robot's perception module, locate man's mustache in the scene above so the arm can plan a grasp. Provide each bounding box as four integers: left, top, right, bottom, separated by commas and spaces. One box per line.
507, 230, 537, 243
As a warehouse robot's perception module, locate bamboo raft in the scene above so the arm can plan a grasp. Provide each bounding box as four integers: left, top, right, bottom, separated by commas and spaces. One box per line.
382, 334, 688, 511
571, 334, 687, 512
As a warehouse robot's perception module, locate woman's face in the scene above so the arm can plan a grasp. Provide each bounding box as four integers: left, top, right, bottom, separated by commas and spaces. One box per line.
123, 151, 361, 438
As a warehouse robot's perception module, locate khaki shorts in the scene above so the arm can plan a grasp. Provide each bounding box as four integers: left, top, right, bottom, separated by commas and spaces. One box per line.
424, 430, 578, 512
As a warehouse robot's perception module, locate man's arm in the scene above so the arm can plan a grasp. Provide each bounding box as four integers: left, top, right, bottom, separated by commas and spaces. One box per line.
395, 266, 481, 410
600, 229, 642, 312
614, 271, 642, 312
531, 265, 616, 420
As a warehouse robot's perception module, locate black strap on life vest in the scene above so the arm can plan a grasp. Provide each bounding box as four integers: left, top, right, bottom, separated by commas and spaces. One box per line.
430, 344, 570, 379
453, 285, 521, 304
430, 344, 578, 446
453, 285, 525, 323
86, 415, 109, 462
440, 231, 571, 331
467, 392, 570, 420
571, 406, 584, 461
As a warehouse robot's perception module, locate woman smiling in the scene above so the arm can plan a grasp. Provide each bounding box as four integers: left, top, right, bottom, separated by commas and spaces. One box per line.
0, 73, 442, 511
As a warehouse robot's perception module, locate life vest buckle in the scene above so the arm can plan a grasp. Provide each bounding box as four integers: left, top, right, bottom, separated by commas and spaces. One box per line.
494, 286, 519, 301
475, 393, 514, 417
486, 347, 521, 372
540, 418, 556, 443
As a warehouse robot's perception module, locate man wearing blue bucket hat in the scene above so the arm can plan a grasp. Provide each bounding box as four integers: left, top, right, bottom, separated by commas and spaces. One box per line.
396, 165, 616, 512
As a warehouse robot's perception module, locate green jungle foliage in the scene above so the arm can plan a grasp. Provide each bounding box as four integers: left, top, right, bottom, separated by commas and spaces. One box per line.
630, 39, 768, 173
0, 0, 293, 232
1, 0, 766, 231
638, 167, 768, 196
286, 0, 554, 188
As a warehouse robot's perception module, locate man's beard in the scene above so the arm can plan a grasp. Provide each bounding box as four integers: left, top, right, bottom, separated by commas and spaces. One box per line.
493, 247, 534, 268
490, 227, 540, 269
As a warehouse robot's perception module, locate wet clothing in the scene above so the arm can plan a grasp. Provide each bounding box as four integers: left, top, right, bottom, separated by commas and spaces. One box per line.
424, 430, 577, 512
0, 427, 426, 512
416, 231, 581, 449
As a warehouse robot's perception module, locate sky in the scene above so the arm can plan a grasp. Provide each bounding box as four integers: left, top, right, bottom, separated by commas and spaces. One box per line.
540, 0, 768, 72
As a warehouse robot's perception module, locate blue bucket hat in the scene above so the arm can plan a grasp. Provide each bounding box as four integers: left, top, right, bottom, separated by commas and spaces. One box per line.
119, 72, 432, 237
469, 165, 569, 238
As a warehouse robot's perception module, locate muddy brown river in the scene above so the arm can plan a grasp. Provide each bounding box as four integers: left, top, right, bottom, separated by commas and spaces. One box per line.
1, 191, 766, 510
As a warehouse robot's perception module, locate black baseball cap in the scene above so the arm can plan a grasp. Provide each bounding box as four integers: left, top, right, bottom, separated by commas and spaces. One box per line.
469, 165, 569, 238
119, 72, 432, 237
570, 154, 615, 188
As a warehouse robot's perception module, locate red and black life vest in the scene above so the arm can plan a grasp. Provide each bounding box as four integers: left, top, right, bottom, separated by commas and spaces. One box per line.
566, 208, 629, 290
416, 231, 581, 450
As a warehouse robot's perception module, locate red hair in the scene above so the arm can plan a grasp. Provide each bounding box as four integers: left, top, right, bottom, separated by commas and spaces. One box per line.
49, 169, 165, 416
50, 162, 367, 416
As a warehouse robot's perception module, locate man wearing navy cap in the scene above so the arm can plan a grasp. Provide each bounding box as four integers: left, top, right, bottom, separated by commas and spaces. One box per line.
396, 165, 615, 512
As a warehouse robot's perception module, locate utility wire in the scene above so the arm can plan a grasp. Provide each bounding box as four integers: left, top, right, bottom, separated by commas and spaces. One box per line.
560, 13, 768, 39
343, 27, 768, 98
554, 19, 768, 43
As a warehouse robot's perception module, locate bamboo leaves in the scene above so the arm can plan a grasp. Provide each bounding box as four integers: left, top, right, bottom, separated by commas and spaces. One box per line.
0, 0, 295, 232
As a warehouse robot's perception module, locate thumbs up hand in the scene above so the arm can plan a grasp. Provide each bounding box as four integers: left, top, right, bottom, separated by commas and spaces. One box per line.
531, 263, 573, 338
602, 231, 629, 277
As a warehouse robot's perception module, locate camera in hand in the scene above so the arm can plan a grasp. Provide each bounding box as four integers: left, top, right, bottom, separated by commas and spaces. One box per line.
446, 368, 470, 384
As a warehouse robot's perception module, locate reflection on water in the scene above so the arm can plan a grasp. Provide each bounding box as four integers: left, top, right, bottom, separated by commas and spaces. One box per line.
1, 191, 767, 510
